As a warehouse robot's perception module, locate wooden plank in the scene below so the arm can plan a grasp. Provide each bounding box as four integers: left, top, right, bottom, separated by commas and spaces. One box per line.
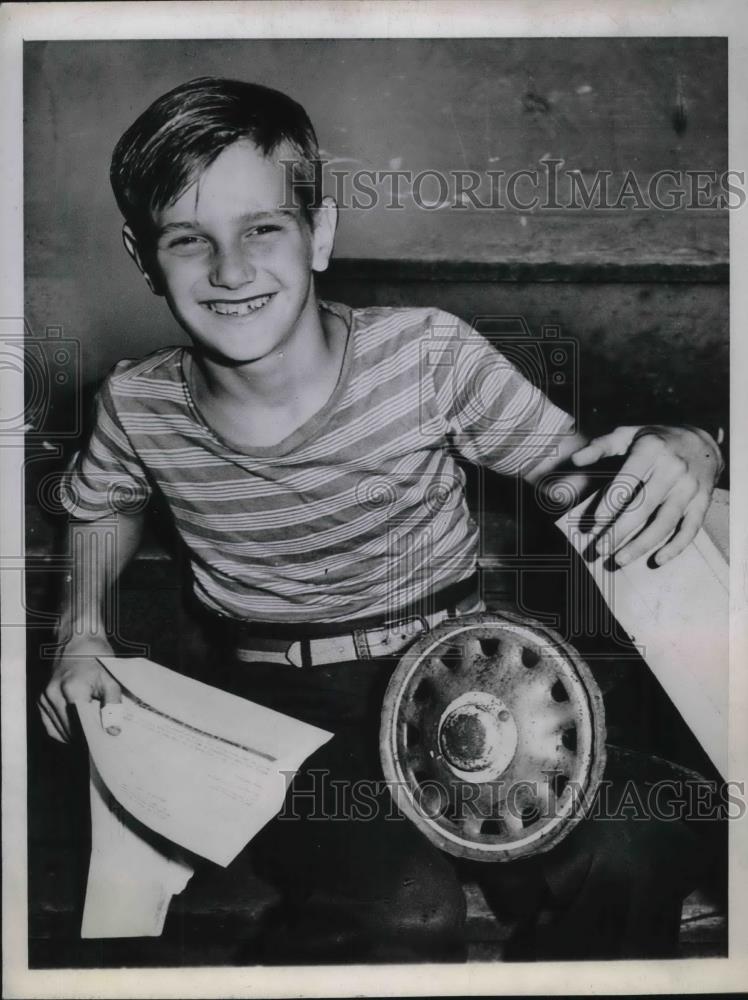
327, 253, 728, 284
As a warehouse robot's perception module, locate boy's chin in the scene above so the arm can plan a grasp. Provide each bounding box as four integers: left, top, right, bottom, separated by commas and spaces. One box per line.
196, 344, 273, 367
180, 324, 277, 366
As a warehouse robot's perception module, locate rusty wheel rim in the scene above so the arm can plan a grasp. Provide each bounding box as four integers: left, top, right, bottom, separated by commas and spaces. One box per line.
380, 612, 606, 862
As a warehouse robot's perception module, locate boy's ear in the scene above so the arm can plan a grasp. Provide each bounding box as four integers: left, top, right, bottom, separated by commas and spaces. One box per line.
310, 197, 338, 274
122, 225, 163, 295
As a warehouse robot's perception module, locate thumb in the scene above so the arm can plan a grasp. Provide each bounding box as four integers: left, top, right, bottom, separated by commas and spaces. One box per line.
571, 427, 640, 467
570, 437, 608, 467
99, 677, 123, 736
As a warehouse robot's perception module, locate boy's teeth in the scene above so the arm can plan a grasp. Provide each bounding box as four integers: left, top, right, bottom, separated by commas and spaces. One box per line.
207, 294, 272, 316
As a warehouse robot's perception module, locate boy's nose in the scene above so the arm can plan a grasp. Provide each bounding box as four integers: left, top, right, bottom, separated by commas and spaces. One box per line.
209, 247, 256, 289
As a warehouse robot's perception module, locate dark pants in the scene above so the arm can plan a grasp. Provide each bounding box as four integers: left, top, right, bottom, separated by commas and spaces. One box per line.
197, 648, 707, 964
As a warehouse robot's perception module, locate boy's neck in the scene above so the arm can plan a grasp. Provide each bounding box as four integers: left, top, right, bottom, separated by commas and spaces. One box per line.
186, 296, 349, 449
194, 296, 336, 406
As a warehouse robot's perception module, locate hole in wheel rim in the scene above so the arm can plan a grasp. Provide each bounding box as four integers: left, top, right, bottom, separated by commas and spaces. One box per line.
412, 678, 434, 704
551, 678, 569, 701
479, 638, 501, 657
561, 727, 577, 751
406, 722, 420, 747
522, 646, 540, 668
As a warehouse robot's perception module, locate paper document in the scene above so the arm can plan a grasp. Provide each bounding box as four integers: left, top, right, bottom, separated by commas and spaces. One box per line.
556, 489, 728, 777
78, 657, 333, 866
81, 762, 194, 938
77, 656, 332, 937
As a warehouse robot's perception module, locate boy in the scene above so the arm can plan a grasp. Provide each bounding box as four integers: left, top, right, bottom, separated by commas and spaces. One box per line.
40, 77, 723, 962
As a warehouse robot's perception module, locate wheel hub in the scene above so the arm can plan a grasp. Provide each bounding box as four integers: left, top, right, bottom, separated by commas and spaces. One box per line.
438, 692, 518, 781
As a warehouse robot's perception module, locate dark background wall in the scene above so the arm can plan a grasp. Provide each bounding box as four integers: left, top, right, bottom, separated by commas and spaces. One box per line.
24, 38, 727, 439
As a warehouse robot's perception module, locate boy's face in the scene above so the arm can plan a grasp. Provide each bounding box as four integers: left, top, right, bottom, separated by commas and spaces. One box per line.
126, 140, 335, 365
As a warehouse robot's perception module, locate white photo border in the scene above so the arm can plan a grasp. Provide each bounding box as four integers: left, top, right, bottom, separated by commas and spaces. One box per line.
2, 1, 747, 996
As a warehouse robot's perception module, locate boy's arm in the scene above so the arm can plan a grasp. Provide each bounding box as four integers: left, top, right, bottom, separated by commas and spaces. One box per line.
38, 512, 145, 744
524, 424, 723, 568
425, 310, 722, 569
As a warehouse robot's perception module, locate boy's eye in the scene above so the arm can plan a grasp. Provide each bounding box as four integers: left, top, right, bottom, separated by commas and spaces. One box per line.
246, 224, 282, 237
163, 235, 209, 254
159, 222, 286, 256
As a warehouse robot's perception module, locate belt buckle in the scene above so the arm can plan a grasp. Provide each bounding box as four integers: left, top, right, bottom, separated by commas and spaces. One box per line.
380, 614, 430, 647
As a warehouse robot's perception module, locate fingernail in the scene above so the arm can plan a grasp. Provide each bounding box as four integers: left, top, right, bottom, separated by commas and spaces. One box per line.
616, 551, 630, 567
583, 540, 598, 561
101, 705, 124, 732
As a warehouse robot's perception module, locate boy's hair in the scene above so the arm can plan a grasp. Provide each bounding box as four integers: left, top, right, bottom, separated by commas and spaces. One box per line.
110, 76, 321, 247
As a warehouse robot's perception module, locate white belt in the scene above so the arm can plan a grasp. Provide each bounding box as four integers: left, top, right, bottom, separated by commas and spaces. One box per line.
234, 599, 484, 668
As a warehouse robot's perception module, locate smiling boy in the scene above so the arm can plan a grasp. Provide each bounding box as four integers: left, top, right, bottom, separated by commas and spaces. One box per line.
40, 77, 723, 962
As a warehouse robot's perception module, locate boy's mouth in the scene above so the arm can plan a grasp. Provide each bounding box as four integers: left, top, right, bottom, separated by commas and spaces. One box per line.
204, 293, 275, 317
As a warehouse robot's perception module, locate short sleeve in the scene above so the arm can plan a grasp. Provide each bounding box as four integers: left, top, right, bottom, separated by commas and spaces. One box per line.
427, 310, 576, 477
59, 369, 152, 520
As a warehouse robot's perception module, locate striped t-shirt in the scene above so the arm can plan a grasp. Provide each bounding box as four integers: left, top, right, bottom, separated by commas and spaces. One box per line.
61, 302, 574, 623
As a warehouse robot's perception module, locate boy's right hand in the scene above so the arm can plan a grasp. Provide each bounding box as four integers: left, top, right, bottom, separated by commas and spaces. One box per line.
38, 636, 122, 744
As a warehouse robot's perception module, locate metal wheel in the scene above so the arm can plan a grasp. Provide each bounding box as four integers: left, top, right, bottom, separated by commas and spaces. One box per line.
380, 611, 606, 862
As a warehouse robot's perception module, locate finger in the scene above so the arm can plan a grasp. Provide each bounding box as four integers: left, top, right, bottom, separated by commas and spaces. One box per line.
38, 697, 69, 743
100, 702, 124, 736
570, 439, 607, 467
595, 462, 690, 555
613, 496, 687, 567
41, 688, 72, 741
593, 430, 693, 533
99, 673, 122, 706
653, 493, 711, 566
591, 446, 662, 531
98, 673, 123, 734
60, 679, 95, 708
39, 696, 68, 742
571, 427, 640, 467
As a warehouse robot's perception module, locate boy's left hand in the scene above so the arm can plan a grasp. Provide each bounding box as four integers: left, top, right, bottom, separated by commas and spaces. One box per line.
570, 425, 723, 567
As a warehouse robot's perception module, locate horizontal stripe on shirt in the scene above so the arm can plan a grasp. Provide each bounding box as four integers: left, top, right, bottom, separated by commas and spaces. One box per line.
60, 302, 574, 623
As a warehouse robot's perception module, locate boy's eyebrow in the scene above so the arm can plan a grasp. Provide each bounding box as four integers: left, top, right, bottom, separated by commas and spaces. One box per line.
155, 209, 299, 236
